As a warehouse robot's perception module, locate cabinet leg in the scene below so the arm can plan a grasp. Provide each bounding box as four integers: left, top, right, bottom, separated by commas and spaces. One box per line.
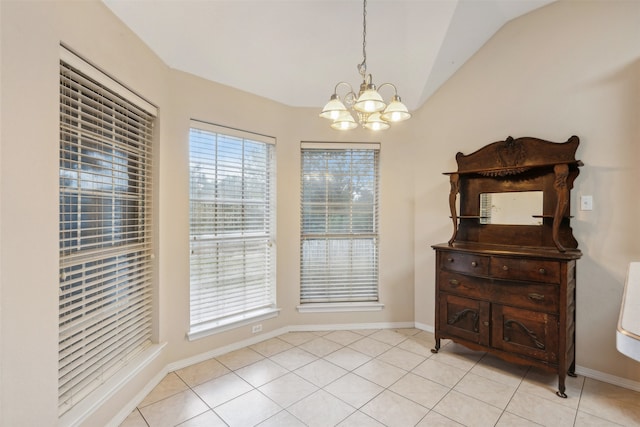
556, 374, 567, 398
431, 338, 440, 354
568, 361, 577, 377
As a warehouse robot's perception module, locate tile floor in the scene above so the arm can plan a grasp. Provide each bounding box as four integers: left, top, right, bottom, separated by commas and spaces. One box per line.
120, 329, 640, 427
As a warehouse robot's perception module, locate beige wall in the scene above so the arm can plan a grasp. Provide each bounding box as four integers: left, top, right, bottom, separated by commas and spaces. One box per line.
413, 0, 640, 384
0, 0, 638, 425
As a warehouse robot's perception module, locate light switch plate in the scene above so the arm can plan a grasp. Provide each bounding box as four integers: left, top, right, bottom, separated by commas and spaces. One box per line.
580, 195, 593, 211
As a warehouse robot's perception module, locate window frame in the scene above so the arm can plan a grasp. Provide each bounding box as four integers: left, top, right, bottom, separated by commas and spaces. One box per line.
298, 142, 383, 313
58, 46, 157, 416
187, 120, 278, 340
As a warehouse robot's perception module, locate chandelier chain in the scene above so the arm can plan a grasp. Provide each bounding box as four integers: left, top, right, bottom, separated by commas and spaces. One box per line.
358, 0, 368, 78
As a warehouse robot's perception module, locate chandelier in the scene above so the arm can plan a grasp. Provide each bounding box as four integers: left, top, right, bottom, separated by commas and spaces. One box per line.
319, 0, 411, 131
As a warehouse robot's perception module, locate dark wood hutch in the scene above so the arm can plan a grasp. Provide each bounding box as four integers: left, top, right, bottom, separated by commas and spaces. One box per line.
432, 136, 582, 398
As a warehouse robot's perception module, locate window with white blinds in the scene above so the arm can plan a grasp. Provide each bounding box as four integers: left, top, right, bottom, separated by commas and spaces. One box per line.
189, 121, 276, 334
300, 142, 379, 304
59, 47, 156, 415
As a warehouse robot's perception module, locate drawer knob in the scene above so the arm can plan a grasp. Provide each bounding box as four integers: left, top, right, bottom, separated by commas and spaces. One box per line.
539, 268, 546, 274
449, 279, 460, 287
483, 321, 489, 326
502, 265, 509, 271
447, 258, 454, 263
471, 261, 478, 267
528, 293, 545, 301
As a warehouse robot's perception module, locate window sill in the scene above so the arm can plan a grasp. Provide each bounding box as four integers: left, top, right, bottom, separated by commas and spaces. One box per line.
296, 302, 384, 313
187, 307, 281, 341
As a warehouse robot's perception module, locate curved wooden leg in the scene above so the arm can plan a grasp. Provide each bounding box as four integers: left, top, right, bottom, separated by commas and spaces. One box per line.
556, 373, 567, 398
431, 338, 441, 354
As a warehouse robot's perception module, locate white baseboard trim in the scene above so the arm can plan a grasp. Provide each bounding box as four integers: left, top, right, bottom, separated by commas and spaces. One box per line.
575, 364, 640, 392
414, 321, 434, 333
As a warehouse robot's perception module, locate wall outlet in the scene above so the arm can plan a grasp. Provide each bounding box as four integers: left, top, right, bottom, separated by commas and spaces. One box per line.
252, 324, 262, 333
580, 195, 593, 211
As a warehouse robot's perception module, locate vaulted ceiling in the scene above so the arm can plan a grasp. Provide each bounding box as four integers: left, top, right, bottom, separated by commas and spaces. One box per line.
103, 0, 555, 111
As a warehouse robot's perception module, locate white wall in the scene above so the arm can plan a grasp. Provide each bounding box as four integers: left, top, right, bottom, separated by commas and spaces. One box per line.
413, 0, 640, 384
1, 0, 638, 425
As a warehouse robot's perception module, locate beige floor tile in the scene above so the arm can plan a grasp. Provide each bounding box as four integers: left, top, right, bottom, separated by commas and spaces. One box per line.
287, 389, 355, 427
431, 344, 484, 371
506, 390, 577, 426
294, 358, 347, 387
397, 336, 438, 357
348, 336, 392, 357
353, 359, 407, 388
361, 390, 430, 427
174, 358, 230, 387
258, 372, 318, 408
177, 410, 227, 426
389, 372, 450, 409
257, 410, 307, 426
454, 372, 517, 409
579, 379, 640, 426
323, 346, 371, 371
368, 329, 407, 346
192, 372, 253, 408
250, 337, 293, 357
139, 389, 208, 427
277, 331, 318, 346
376, 346, 426, 371
416, 410, 465, 426
336, 410, 386, 426
324, 330, 364, 346
119, 409, 148, 427
139, 372, 189, 408
574, 410, 624, 426
234, 358, 288, 387
298, 336, 343, 357
393, 327, 422, 337
471, 353, 529, 388
215, 347, 264, 371
269, 347, 317, 371
495, 411, 542, 426
412, 358, 468, 388
519, 368, 584, 408
434, 390, 503, 427
214, 389, 281, 427
324, 372, 384, 408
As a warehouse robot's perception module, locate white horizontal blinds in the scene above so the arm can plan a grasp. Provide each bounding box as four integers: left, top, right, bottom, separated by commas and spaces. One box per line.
189, 123, 275, 328
300, 144, 380, 303
59, 50, 155, 415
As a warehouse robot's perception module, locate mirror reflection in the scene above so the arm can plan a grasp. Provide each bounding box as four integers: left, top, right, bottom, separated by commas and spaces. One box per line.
480, 191, 543, 225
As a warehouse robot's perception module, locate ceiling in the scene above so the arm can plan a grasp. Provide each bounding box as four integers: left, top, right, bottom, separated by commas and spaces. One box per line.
102, 0, 555, 112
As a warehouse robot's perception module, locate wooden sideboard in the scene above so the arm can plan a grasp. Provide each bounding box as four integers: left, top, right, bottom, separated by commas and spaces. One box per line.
432, 136, 582, 398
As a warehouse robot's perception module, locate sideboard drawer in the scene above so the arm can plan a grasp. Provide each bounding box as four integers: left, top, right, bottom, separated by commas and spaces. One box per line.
490, 257, 560, 283
491, 281, 559, 313
439, 271, 490, 300
440, 252, 490, 276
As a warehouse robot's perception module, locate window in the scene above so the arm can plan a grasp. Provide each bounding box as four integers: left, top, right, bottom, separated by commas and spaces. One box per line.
300, 142, 380, 307
58, 47, 156, 415
189, 121, 276, 338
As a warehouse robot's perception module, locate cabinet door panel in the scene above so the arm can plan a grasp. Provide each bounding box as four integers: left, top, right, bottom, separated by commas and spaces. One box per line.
492, 305, 558, 363
439, 294, 490, 346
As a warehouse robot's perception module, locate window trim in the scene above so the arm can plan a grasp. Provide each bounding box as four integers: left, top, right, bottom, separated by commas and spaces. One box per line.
188, 120, 278, 338
299, 141, 381, 308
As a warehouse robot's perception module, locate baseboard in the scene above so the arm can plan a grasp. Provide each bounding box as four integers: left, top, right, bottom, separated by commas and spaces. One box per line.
575, 365, 640, 393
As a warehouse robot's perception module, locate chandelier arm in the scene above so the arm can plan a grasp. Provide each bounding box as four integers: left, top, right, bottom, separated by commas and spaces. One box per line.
376, 82, 399, 98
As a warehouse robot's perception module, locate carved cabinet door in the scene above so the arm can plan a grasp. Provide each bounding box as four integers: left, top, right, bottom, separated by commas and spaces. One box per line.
491, 305, 559, 363
439, 294, 490, 346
